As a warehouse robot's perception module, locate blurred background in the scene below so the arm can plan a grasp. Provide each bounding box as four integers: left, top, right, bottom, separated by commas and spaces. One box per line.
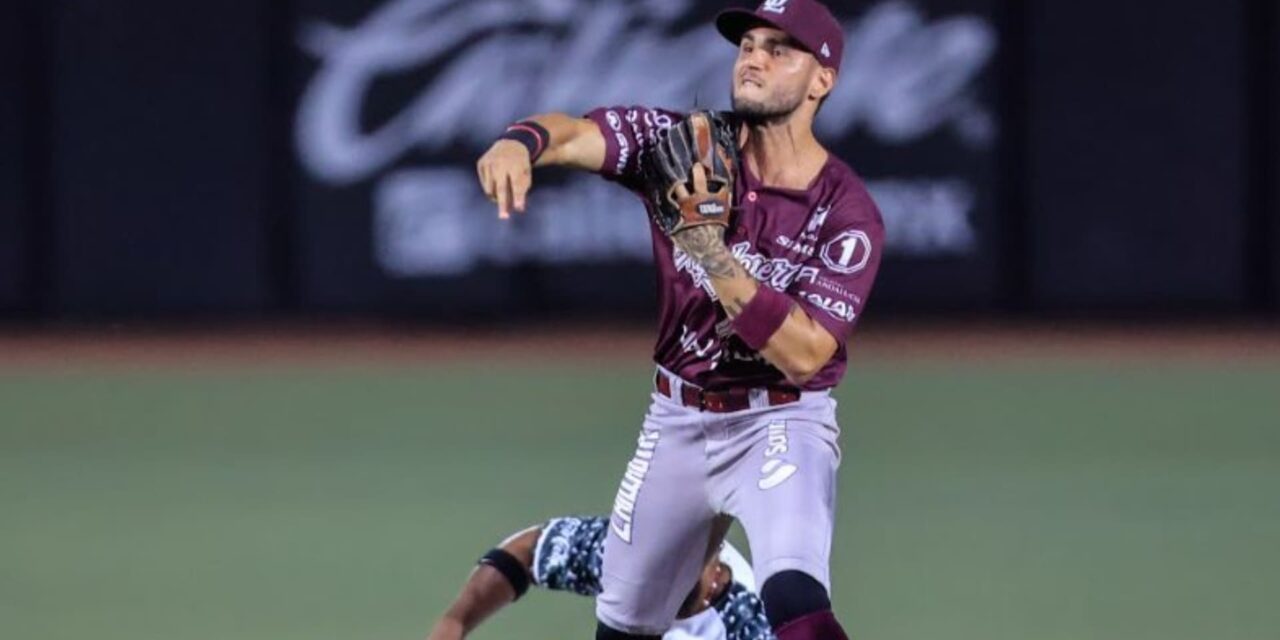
1, 0, 1278, 639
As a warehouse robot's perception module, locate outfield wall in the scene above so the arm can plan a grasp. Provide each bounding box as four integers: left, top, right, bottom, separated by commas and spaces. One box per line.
5, 0, 1278, 320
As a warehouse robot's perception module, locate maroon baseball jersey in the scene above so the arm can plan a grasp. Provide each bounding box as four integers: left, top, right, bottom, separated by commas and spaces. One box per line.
586, 106, 884, 391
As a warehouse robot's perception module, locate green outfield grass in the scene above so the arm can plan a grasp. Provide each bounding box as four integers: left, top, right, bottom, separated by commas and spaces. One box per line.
2, 359, 1278, 640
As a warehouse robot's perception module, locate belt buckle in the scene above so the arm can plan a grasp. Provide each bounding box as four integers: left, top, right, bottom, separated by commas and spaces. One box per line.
767, 387, 800, 406
702, 393, 725, 413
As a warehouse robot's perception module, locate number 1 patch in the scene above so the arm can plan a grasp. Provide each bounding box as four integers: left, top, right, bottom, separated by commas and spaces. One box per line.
820, 229, 872, 275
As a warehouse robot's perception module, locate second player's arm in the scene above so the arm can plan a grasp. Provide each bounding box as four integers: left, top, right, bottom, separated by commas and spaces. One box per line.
476, 113, 606, 218
676, 225, 837, 387
425, 527, 540, 640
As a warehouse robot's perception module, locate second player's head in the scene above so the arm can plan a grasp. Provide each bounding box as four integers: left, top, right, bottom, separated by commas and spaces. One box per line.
716, 0, 844, 125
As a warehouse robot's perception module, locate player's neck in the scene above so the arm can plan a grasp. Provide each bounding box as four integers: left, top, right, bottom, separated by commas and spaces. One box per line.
742, 120, 827, 190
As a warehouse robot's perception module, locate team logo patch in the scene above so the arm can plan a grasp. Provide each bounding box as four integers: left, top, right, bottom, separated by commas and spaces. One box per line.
761, 0, 789, 15
801, 292, 857, 323
821, 229, 873, 275
759, 422, 799, 491
613, 132, 630, 174
804, 205, 832, 239
698, 202, 726, 217
611, 430, 660, 544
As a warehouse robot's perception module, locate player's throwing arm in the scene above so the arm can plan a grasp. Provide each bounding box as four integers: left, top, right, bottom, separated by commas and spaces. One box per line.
475, 114, 607, 219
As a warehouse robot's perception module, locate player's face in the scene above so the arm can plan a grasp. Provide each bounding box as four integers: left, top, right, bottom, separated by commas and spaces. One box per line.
731, 27, 820, 122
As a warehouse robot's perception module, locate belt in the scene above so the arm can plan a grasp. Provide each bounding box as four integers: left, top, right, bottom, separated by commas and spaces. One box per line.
654, 370, 802, 413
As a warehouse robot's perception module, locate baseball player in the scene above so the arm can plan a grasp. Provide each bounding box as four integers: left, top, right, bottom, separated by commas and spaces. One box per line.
426, 516, 774, 640
475, 1, 882, 639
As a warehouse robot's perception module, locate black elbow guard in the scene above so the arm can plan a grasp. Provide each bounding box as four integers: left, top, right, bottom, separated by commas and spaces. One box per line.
478, 548, 531, 600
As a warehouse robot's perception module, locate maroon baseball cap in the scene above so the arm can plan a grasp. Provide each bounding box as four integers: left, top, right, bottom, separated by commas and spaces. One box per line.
716, 0, 845, 72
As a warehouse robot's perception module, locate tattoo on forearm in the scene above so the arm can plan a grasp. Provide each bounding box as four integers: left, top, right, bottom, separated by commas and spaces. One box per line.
673, 225, 742, 280
671, 225, 781, 319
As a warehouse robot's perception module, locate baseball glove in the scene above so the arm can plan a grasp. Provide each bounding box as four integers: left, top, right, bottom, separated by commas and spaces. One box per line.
644, 110, 740, 235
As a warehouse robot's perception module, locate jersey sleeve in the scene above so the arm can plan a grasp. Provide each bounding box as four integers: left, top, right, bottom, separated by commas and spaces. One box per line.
530, 516, 609, 596
583, 106, 685, 192
714, 582, 776, 640
788, 188, 885, 348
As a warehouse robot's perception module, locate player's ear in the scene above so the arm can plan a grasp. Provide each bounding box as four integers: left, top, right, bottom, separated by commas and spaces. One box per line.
809, 65, 836, 102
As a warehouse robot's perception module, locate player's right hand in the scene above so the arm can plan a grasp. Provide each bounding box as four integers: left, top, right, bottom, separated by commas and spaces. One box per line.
476, 140, 534, 220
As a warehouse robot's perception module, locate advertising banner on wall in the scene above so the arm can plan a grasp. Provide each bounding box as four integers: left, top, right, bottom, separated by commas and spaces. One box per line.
48, 2, 276, 315
294, 0, 1004, 315
0, 2, 28, 311
1273, 3, 1280, 306
1027, 1, 1249, 310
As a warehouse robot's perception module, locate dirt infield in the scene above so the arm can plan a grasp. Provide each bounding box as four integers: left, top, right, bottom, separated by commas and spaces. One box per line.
0, 321, 1277, 372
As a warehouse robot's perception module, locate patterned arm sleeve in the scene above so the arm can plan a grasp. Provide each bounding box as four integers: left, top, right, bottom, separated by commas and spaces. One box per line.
714, 583, 776, 640
530, 516, 610, 596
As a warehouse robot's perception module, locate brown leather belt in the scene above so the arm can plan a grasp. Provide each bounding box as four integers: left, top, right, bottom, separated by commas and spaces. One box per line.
655, 370, 802, 413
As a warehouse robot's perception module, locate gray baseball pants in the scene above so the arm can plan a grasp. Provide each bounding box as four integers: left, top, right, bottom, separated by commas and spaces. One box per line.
596, 367, 844, 635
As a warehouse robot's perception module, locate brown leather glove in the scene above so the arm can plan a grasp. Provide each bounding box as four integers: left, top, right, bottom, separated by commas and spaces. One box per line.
644, 110, 740, 235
